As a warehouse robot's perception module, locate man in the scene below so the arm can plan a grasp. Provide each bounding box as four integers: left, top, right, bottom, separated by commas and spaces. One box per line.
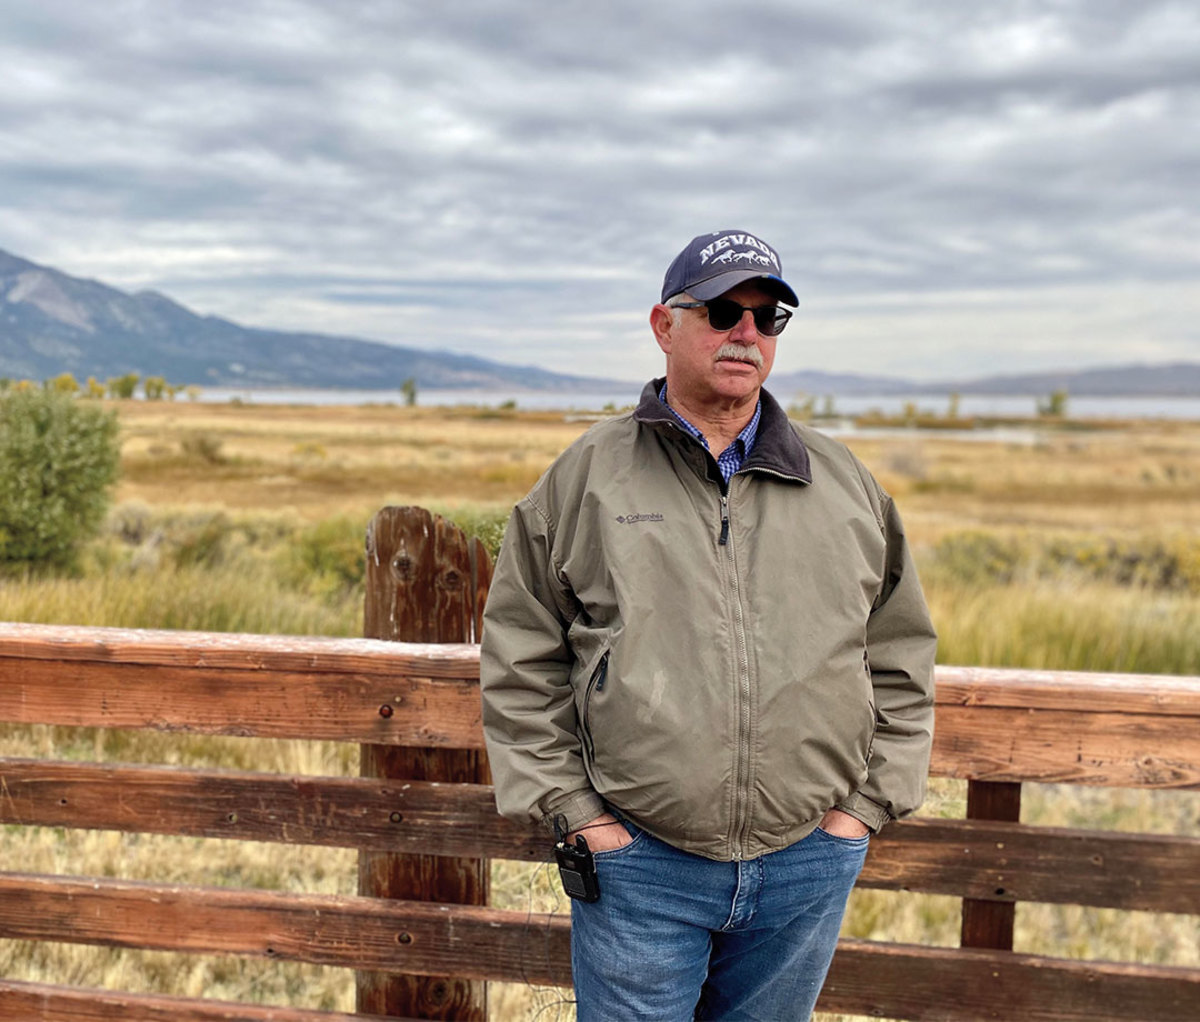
480, 229, 936, 1020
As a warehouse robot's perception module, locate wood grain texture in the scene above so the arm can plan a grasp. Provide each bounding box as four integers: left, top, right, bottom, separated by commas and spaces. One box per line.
931, 705, 1200, 788
0, 657, 485, 747
0, 758, 545, 859
3, 882, 1196, 1022
0, 622, 480, 676
359, 507, 491, 1019
819, 940, 1200, 1022
0, 872, 571, 988
935, 665, 1200, 717
5, 759, 1197, 915
861, 816, 1200, 914
960, 781, 1022, 950
0, 979, 406, 1021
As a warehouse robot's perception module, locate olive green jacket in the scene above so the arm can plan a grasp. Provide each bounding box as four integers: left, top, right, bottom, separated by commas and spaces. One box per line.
480, 380, 936, 861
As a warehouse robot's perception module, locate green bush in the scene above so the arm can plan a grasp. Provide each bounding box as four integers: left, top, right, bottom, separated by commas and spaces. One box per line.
180, 431, 225, 464
171, 511, 235, 569
433, 504, 510, 558
926, 529, 1200, 593
279, 516, 367, 599
0, 389, 120, 566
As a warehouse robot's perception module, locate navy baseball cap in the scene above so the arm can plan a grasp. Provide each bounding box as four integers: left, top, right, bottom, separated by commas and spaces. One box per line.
661, 229, 798, 306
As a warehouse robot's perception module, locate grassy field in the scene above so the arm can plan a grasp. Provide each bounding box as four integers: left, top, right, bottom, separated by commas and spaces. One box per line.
2, 398, 1199, 1020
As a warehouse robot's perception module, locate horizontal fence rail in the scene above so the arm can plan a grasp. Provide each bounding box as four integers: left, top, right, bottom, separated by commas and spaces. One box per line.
0, 872, 572, 987
0, 758, 547, 861
0, 872, 1195, 1022
1, 758, 1197, 915
0, 625, 482, 746
819, 942, 1200, 1022
0, 980, 408, 1022
3, 624, 1199, 786
2, 620, 1199, 1022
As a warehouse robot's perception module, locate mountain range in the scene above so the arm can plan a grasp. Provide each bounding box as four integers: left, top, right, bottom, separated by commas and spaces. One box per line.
767, 362, 1200, 398
0, 248, 617, 391
1, 247, 1197, 397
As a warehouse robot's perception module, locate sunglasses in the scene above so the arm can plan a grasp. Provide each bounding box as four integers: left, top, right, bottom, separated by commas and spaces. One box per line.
671, 298, 793, 337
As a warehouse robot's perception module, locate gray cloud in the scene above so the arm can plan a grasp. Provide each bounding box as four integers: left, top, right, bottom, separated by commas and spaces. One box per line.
0, 0, 1197, 383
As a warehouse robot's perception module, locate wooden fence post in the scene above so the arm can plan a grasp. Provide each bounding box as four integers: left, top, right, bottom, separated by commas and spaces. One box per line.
358, 507, 494, 1020
960, 780, 1022, 951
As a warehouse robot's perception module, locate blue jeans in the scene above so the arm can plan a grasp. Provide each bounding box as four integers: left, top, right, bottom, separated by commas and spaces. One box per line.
570, 820, 867, 1021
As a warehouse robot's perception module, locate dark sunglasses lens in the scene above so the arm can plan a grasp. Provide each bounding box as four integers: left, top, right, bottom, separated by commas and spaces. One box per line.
704, 299, 742, 331
756, 307, 790, 336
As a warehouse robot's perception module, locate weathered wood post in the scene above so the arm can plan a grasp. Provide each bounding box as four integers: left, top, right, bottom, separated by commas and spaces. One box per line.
358, 506, 494, 1019
959, 780, 1022, 950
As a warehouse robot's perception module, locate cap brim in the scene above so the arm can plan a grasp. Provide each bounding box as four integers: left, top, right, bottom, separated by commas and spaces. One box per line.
686, 270, 798, 306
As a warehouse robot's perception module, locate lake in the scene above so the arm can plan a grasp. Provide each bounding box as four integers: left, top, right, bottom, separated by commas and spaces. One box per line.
196, 386, 1200, 421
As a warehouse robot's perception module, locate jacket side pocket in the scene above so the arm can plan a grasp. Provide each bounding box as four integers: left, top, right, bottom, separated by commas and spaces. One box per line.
580, 650, 610, 765
863, 649, 878, 767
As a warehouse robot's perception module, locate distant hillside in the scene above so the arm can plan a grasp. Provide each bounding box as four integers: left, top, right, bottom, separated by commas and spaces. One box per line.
940, 363, 1200, 397
2, 247, 1196, 396
771, 363, 1200, 398
0, 248, 623, 391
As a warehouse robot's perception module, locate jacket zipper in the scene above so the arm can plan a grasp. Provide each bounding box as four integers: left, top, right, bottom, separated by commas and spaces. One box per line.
580, 650, 609, 762
720, 484, 753, 859
864, 650, 878, 763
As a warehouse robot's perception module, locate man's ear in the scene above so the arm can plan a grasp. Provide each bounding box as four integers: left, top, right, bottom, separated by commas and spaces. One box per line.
650, 303, 675, 355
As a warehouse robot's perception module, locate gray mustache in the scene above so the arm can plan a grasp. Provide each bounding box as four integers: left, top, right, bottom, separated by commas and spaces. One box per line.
714, 343, 764, 368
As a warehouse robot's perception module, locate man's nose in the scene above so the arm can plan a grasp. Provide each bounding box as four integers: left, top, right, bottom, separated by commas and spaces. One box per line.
728, 309, 760, 343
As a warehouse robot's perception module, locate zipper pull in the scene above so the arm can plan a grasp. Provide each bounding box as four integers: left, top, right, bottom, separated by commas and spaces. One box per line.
595, 652, 609, 692
719, 494, 729, 546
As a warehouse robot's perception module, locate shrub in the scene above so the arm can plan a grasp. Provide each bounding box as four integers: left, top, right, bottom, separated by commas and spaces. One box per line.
171, 511, 234, 569
0, 389, 120, 566
107, 373, 140, 400
926, 530, 1200, 593
47, 373, 79, 394
180, 431, 225, 464
435, 504, 510, 558
278, 516, 367, 599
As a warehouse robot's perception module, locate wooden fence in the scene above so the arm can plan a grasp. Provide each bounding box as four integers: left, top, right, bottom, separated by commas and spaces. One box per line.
1, 507, 1198, 1021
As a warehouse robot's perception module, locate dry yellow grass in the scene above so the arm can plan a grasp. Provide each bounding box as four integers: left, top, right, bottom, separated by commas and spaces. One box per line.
110, 400, 1200, 546
114, 400, 588, 517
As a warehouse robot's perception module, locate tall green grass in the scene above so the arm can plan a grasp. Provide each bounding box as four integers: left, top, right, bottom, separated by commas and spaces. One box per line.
926, 580, 1200, 675
0, 501, 509, 636
0, 560, 361, 636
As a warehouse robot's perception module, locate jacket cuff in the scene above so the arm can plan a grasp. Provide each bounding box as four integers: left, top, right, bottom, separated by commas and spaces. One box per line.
541, 789, 606, 835
835, 792, 892, 833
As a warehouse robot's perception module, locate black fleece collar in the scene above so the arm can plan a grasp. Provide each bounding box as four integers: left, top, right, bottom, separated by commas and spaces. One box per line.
634, 377, 812, 485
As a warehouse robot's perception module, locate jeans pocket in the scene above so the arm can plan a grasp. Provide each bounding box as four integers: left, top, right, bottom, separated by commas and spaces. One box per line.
592, 818, 645, 859
814, 825, 870, 848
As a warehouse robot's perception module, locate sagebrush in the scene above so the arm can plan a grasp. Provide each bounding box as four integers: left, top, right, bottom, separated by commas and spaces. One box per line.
0, 388, 120, 567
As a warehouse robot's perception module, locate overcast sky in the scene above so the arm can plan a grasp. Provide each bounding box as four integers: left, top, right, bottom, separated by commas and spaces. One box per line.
1, 0, 1197, 383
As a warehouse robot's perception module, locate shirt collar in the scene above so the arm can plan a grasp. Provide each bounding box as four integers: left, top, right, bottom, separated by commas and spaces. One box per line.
658, 382, 761, 458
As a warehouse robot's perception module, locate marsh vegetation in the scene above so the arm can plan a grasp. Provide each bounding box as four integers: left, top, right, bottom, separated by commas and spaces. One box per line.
2, 399, 1198, 1020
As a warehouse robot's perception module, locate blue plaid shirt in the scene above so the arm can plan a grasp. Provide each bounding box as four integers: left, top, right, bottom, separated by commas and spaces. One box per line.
659, 384, 761, 485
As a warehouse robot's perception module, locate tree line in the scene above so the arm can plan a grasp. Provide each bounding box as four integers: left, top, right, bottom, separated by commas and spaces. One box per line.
0, 373, 202, 401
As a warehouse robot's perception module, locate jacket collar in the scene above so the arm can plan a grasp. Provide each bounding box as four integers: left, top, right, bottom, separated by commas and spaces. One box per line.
634, 377, 812, 485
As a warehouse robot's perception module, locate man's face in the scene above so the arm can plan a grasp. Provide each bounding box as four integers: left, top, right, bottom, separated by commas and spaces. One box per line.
651, 280, 780, 408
